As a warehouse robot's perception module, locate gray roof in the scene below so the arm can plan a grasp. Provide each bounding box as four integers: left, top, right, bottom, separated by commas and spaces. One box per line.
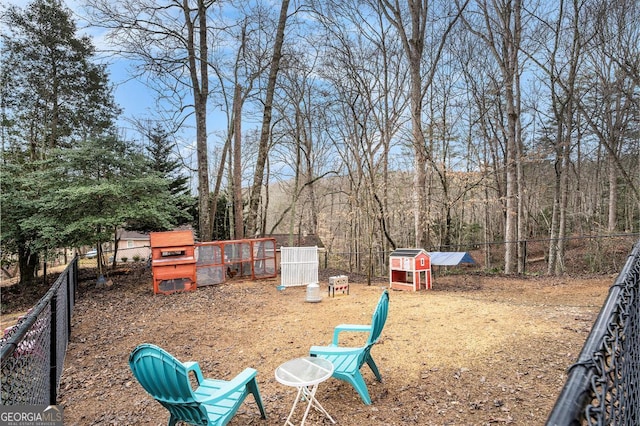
118, 230, 150, 240
390, 248, 427, 258
269, 234, 325, 249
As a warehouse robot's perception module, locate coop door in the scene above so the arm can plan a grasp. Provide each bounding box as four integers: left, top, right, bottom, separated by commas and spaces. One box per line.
418, 271, 428, 290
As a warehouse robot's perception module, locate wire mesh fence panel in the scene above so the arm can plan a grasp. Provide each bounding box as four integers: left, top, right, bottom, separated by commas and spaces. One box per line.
0, 308, 51, 405
195, 238, 277, 285
252, 239, 276, 278
547, 239, 640, 425
195, 244, 225, 286
54, 280, 70, 387
0, 258, 77, 406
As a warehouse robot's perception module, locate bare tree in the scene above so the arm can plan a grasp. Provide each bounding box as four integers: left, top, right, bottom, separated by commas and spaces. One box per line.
207, 13, 269, 240
379, 0, 469, 249
85, 0, 213, 239
244, 0, 291, 237
581, 0, 640, 229
461, 0, 523, 273
546, 0, 582, 274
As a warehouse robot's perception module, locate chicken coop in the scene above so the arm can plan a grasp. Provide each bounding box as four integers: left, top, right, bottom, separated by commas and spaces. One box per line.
195, 238, 277, 286
389, 248, 432, 291
150, 230, 197, 295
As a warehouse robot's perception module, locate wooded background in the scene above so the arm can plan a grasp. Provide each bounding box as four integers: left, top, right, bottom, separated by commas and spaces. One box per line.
1, 0, 638, 284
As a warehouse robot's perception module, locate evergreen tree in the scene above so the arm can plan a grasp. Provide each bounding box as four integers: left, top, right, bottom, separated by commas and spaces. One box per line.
31, 137, 182, 277
145, 125, 190, 197
144, 124, 195, 228
1, 0, 119, 157
0, 0, 119, 284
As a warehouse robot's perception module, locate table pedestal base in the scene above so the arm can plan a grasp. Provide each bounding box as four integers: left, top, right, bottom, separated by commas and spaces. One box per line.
284, 384, 336, 426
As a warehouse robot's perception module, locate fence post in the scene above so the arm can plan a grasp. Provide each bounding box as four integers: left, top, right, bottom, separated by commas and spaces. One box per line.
49, 293, 58, 405
66, 268, 72, 337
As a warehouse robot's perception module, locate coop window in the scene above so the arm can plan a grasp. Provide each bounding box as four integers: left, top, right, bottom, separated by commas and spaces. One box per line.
420, 258, 425, 266
161, 250, 185, 257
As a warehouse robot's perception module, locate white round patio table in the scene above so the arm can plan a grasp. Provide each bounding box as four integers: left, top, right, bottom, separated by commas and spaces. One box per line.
275, 356, 336, 426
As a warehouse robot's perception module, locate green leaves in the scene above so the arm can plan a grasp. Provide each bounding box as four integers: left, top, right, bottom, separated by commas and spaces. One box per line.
1, 0, 118, 158
1, 136, 188, 261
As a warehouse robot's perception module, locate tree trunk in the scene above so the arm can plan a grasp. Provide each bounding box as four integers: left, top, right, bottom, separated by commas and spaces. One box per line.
245, 0, 290, 236
18, 245, 39, 286
547, 125, 563, 275
233, 83, 244, 239
183, 0, 211, 241
503, 0, 521, 275
608, 154, 617, 232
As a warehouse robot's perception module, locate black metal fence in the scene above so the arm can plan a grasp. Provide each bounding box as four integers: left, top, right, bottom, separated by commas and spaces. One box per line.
0, 257, 78, 405
546, 239, 640, 425
323, 233, 640, 277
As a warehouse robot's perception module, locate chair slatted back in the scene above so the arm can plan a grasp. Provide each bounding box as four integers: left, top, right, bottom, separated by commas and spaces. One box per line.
366, 290, 389, 346
129, 344, 208, 425
358, 290, 389, 367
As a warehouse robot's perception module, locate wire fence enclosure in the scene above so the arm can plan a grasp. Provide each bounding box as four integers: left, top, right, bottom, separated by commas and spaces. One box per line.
0, 257, 78, 405
546, 239, 640, 425
323, 233, 640, 278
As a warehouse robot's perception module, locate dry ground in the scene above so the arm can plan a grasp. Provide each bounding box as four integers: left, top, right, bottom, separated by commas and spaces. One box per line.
34, 265, 611, 426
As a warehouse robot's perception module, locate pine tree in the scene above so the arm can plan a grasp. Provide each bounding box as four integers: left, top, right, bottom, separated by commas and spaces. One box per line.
144, 125, 195, 228
0, 0, 119, 284
145, 125, 190, 197
1, 0, 119, 157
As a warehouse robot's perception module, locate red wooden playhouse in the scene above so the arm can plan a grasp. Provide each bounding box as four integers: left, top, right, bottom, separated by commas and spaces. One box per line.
389, 248, 432, 291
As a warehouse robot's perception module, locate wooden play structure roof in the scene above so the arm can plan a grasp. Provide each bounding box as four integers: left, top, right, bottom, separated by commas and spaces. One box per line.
389, 248, 428, 258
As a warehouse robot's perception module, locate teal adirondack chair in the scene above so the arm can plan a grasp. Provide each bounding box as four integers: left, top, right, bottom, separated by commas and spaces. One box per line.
309, 289, 389, 405
129, 343, 267, 426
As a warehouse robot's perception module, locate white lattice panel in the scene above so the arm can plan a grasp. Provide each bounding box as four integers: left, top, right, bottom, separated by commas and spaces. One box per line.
280, 246, 318, 287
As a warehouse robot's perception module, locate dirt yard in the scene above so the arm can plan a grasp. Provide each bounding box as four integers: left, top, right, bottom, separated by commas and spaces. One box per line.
7, 265, 614, 425
46, 269, 614, 426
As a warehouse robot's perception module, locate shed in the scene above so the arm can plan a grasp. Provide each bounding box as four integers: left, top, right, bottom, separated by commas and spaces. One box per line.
389, 248, 432, 291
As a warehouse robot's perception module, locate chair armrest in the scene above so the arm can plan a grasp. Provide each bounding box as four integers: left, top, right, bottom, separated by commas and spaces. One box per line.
183, 361, 205, 384
197, 368, 258, 404
332, 324, 372, 345
310, 345, 366, 357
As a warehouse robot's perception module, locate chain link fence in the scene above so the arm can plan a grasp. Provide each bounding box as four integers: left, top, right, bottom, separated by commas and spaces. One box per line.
546, 239, 640, 425
0, 257, 77, 405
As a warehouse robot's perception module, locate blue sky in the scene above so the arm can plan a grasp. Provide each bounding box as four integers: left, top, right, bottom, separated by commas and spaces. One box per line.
3, 0, 193, 141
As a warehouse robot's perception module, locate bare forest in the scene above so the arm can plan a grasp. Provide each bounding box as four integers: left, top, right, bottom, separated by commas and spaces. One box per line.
1, 0, 639, 283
